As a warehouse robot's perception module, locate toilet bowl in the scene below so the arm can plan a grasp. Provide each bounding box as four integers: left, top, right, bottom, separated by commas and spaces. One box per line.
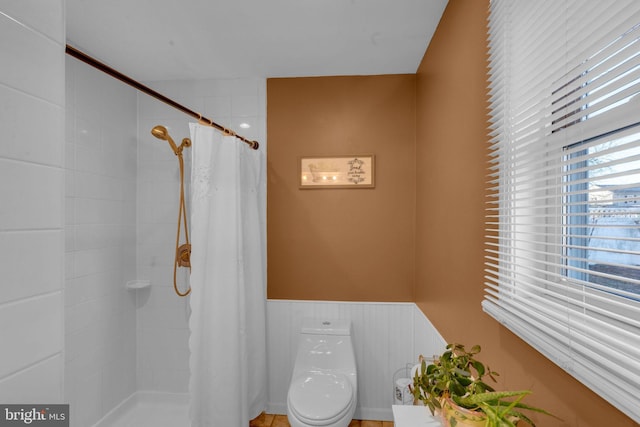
286, 318, 358, 427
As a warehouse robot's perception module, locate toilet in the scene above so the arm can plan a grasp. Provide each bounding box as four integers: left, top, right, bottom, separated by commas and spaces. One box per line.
287, 318, 358, 427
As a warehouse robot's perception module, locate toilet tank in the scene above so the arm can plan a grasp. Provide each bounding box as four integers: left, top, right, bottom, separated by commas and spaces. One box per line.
295, 318, 356, 373
301, 318, 351, 336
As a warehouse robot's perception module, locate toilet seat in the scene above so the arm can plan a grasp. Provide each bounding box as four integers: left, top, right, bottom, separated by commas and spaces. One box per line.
288, 372, 354, 426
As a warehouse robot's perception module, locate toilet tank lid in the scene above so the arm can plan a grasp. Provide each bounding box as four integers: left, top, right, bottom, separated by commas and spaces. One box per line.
301, 318, 351, 335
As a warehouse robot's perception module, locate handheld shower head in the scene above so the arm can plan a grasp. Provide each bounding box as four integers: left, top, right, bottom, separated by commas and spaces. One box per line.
151, 125, 168, 140
151, 125, 179, 155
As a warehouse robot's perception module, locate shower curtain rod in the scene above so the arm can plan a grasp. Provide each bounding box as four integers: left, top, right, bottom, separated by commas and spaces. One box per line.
65, 44, 259, 150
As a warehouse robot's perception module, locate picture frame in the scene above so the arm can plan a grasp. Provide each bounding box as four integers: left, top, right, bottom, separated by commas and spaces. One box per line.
299, 155, 375, 189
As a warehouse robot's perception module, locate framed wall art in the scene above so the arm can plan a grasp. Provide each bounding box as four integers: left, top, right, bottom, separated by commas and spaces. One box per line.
299, 155, 375, 189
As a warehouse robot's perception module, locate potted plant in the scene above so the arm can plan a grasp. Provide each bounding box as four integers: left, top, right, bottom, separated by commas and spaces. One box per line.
411, 343, 557, 427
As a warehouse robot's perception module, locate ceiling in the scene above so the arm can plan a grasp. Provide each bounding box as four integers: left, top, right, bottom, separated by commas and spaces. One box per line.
65, 0, 448, 82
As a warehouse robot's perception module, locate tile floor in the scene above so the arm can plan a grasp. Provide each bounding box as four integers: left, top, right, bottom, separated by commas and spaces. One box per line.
249, 413, 394, 427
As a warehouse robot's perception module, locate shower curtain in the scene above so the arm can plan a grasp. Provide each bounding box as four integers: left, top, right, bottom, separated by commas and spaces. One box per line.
188, 123, 266, 426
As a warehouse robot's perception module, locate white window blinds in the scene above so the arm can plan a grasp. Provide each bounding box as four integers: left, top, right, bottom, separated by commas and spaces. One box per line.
485, 1, 640, 423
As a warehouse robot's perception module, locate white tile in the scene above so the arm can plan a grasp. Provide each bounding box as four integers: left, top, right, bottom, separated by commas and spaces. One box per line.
138, 328, 189, 371
102, 354, 137, 413
203, 96, 232, 118
65, 296, 102, 336
146, 285, 190, 308
66, 326, 97, 363
138, 267, 172, 289
65, 49, 138, 422
0, 0, 64, 42
0, 14, 63, 104
72, 246, 120, 277
191, 79, 234, 97
75, 144, 105, 175
0, 354, 63, 403
231, 95, 259, 117
257, 80, 267, 106
138, 302, 189, 330
150, 368, 190, 393
74, 116, 102, 150
66, 166, 77, 200
66, 336, 111, 382
136, 91, 183, 121
230, 79, 261, 97
230, 116, 261, 141
137, 244, 174, 270
142, 80, 184, 101
74, 198, 120, 225
74, 172, 124, 201
138, 201, 175, 226
73, 224, 121, 251
0, 292, 63, 378
138, 159, 180, 184
74, 63, 122, 119
65, 58, 77, 110
66, 224, 77, 252
0, 160, 63, 230
0, 86, 64, 166
136, 362, 154, 391
72, 370, 102, 427
139, 179, 178, 204
0, 230, 63, 304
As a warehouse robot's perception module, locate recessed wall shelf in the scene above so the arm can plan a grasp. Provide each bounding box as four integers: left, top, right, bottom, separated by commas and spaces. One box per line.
125, 280, 151, 290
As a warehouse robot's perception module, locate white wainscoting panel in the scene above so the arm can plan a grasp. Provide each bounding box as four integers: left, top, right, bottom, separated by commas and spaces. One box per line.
413, 306, 447, 362
266, 300, 446, 421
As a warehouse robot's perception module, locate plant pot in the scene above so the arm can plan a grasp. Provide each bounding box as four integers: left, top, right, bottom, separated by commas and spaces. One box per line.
440, 397, 486, 427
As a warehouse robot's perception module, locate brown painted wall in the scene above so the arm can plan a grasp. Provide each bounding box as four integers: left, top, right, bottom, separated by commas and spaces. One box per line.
266, 1, 634, 424
414, 1, 635, 426
267, 75, 415, 301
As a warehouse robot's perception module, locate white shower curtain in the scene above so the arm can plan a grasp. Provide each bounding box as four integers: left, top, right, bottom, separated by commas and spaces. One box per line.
188, 123, 266, 426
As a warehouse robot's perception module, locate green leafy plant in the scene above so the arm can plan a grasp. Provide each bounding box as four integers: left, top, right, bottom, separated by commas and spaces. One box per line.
411, 343, 557, 427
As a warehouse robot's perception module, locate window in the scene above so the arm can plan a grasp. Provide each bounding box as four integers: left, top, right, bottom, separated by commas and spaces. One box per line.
485, 1, 640, 423
564, 130, 640, 297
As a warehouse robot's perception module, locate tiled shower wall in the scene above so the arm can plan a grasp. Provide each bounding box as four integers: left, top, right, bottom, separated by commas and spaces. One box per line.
136, 78, 267, 392
65, 57, 138, 426
62, 66, 267, 419
0, 2, 65, 404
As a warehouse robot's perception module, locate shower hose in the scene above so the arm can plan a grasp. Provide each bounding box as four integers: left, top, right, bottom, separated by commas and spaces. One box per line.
174, 149, 191, 297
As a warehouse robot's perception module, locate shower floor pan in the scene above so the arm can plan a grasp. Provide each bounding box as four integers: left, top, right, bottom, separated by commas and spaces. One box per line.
92, 392, 188, 427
